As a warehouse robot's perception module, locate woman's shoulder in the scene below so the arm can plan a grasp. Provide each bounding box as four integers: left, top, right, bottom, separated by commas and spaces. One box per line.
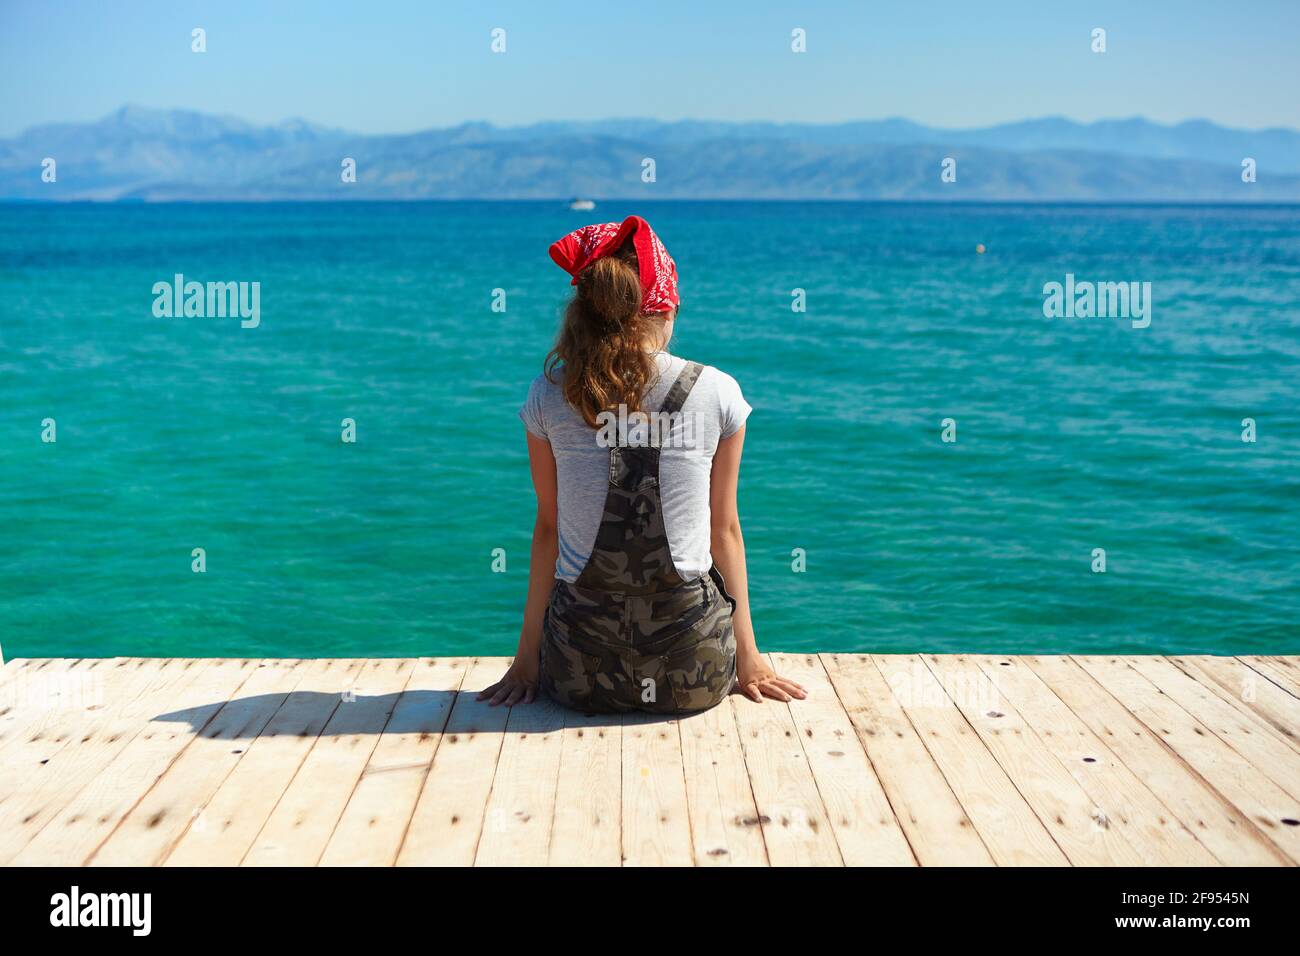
520, 368, 568, 439
668, 355, 745, 396
525, 367, 564, 399
667, 355, 751, 435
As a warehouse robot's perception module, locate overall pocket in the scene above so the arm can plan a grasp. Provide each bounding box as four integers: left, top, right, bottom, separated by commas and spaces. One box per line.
631, 591, 737, 714
663, 607, 736, 713
542, 602, 628, 712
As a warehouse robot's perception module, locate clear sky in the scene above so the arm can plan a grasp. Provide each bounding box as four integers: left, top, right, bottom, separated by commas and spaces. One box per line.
2, 0, 1298, 136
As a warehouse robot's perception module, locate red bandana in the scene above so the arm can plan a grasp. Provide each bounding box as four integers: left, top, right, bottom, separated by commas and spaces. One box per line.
548, 215, 679, 314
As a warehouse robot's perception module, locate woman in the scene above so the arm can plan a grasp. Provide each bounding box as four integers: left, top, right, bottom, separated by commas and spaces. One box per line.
479, 215, 806, 713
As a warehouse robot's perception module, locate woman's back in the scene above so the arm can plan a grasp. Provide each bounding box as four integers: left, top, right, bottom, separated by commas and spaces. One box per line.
521, 351, 751, 584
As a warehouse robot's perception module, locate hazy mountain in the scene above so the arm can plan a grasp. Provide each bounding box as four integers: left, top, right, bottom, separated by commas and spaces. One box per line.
510, 116, 1300, 172
2, 106, 1297, 201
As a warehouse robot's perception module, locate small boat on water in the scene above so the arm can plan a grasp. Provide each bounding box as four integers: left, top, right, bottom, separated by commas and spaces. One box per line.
568, 198, 596, 211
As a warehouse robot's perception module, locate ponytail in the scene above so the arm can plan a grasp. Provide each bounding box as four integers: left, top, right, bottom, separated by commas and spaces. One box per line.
545, 243, 660, 428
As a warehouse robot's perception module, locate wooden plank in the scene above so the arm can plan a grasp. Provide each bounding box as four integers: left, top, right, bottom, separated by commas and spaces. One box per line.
1074, 656, 1300, 863
870, 654, 1067, 866
0, 659, 174, 794
319, 658, 469, 866
548, 706, 623, 867
87, 659, 309, 865
0, 659, 105, 756
165, 659, 365, 866
0, 659, 249, 863
241, 659, 415, 866
970, 655, 1217, 865
0, 659, 25, 687
1242, 657, 1300, 700
1027, 655, 1289, 866
676, 696, 767, 867
1125, 656, 1300, 801
1260, 657, 1300, 697
923, 654, 1145, 865
395, 658, 510, 865
621, 711, 695, 865
0, 659, 81, 689
6, 659, 262, 865
1172, 656, 1300, 755
773, 654, 914, 866
0, 660, 168, 844
822, 654, 993, 866
730, 664, 843, 866
0, 661, 203, 852
473, 692, 567, 867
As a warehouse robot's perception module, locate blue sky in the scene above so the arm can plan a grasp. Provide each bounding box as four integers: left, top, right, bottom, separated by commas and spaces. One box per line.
2, 0, 1298, 136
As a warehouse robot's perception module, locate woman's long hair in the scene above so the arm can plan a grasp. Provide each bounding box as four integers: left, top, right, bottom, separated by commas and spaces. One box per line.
545, 241, 662, 428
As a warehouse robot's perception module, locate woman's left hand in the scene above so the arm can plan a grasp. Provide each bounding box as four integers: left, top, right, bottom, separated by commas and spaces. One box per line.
735, 654, 808, 703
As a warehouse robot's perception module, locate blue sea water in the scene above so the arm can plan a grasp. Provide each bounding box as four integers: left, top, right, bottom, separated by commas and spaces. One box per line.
1, 200, 1297, 659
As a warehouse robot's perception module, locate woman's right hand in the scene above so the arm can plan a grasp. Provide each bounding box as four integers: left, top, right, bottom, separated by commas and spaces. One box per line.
476, 653, 540, 706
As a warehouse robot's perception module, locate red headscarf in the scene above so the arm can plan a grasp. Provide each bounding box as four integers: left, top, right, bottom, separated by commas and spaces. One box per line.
548, 215, 679, 314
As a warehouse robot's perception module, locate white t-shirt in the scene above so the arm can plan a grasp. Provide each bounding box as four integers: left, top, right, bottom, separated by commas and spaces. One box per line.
519, 352, 752, 583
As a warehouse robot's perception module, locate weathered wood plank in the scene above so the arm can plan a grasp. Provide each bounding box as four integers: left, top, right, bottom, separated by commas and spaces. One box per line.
730, 669, 843, 867
0, 660, 199, 860
1026, 655, 1290, 866
319, 658, 469, 867
1074, 656, 1300, 864
1257, 657, 1300, 698
7, 659, 263, 865
1171, 656, 1300, 754
395, 658, 510, 866
89, 659, 310, 866
923, 654, 1145, 865
0, 659, 173, 787
676, 696, 767, 866
621, 712, 694, 865
549, 707, 623, 867
1125, 656, 1300, 801
871, 654, 1068, 866
241, 659, 415, 866
165, 659, 366, 866
774, 653, 914, 866
0, 659, 125, 757
1241, 657, 1300, 701
970, 656, 1217, 865
823, 654, 994, 866
474, 691, 568, 866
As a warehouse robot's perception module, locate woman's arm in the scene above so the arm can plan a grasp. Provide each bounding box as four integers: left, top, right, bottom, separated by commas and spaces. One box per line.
478, 431, 559, 706
709, 427, 807, 703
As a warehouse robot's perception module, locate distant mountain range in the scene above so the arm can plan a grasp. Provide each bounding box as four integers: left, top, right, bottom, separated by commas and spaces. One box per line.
3, 106, 1298, 201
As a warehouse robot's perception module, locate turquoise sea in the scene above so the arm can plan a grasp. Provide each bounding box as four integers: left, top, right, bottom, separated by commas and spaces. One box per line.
1, 201, 1297, 659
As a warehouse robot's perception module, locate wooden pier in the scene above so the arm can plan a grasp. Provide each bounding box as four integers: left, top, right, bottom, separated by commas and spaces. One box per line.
1, 655, 1298, 866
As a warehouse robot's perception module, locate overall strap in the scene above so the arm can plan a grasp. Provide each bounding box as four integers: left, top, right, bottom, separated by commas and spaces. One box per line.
574, 359, 706, 594
659, 361, 703, 417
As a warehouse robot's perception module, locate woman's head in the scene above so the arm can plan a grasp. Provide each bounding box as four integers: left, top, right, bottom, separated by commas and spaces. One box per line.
546, 217, 679, 427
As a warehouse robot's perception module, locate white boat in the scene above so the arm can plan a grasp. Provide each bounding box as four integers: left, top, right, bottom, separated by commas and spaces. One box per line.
568, 199, 596, 211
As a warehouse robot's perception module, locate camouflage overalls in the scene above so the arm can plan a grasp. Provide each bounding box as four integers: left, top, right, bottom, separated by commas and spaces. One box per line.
540, 361, 738, 715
